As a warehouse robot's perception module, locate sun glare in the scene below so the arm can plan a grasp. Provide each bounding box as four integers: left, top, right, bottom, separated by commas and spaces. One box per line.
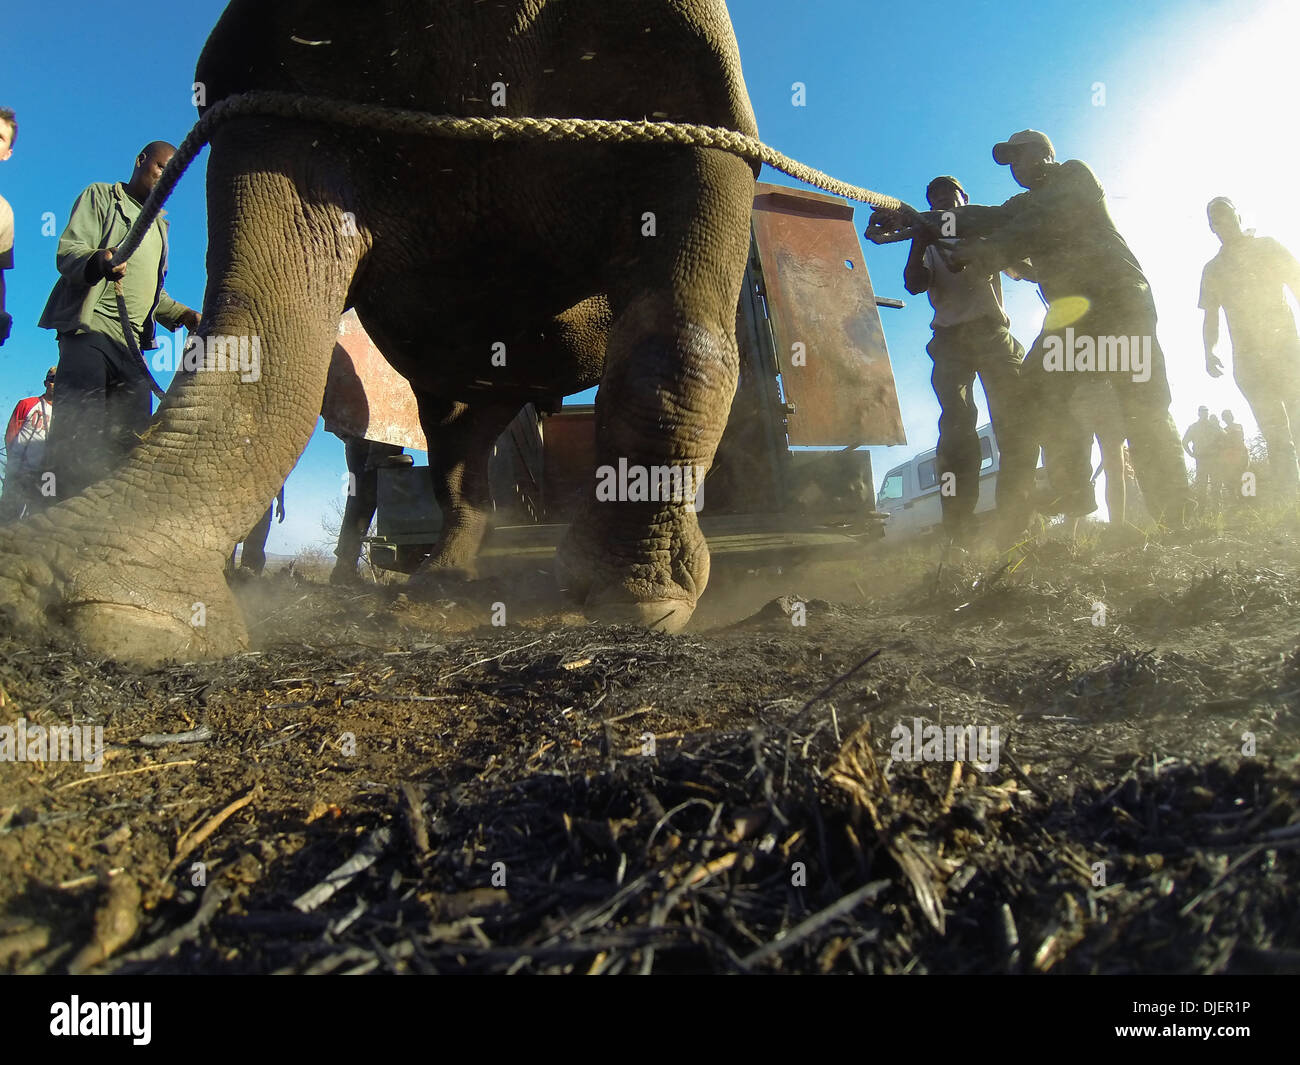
1110, 0, 1300, 439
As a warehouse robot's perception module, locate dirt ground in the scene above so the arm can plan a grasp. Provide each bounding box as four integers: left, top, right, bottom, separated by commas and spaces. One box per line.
2, 508, 1299, 974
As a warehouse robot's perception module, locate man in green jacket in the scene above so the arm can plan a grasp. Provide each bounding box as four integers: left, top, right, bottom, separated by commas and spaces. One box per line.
38, 142, 200, 500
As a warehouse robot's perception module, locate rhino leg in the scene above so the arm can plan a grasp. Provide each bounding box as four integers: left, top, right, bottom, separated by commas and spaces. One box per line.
555, 151, 755, 632
409, 394, 522, 581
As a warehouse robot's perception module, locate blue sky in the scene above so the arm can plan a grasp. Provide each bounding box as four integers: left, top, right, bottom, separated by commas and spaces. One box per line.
1, 0, 1295, 551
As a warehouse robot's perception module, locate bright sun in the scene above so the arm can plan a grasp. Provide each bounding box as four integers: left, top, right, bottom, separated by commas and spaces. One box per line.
1108, 0, 1300, 441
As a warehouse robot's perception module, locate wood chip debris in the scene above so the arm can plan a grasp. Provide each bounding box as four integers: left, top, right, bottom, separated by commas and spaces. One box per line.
293, 826, 393, 913
67, 873, 141, 974
137, 724, 214, 747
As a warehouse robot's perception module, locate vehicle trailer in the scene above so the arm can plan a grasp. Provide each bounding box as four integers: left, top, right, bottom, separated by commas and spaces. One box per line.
321, 182, 908, 573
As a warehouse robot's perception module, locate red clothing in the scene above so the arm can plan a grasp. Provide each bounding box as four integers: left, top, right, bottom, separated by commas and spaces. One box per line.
5, 396, 42, 448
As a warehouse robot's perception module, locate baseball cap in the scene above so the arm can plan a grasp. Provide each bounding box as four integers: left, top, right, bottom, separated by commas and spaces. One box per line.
1207, 196, 1237, 215
993, 130, 1055, 165
45, 366, 56, 380
925, 175, 967, 205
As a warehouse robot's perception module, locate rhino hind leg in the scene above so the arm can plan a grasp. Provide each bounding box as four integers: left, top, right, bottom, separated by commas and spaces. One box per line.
408, 392, 522, 583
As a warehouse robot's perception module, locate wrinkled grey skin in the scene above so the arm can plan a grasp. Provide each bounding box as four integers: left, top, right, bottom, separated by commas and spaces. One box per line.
0, 0, 759, 664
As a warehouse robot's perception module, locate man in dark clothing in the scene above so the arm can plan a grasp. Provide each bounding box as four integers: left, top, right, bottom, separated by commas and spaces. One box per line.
38, 142, 201, 501
230, 486, 285, 577
333, 434, 404, 585
901, 175, 1034, 545
951, 130, 1194, 527
1200, 196, 1300, 498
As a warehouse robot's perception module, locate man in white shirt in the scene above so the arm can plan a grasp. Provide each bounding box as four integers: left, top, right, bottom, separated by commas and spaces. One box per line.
1, 366, 55, 519
902, 175, 1034, 545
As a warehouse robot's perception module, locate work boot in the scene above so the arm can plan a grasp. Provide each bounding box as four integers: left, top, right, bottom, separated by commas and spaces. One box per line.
1061, 484, 1098, 520
945, 511, 978, 547
939, 514, 975, 564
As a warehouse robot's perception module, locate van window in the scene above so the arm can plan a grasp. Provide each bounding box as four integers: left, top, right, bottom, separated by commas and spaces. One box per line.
879, 472, 903, 500
917, 459, 938, 491
980, 436, 994, 470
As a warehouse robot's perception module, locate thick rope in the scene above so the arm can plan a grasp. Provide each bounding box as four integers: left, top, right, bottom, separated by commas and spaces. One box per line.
113, 280, 166, 399
114, 90, 912, 265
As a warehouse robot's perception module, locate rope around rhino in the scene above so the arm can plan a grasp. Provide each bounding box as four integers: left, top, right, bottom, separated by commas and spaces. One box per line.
113, 89, 915, 265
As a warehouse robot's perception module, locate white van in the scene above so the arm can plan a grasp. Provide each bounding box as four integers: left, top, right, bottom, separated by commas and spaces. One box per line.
876, 424, 1004, 539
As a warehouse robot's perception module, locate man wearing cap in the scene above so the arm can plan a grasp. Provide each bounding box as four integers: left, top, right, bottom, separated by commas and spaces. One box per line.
1200, 196, 1300, 499
1, 365, 56, 519
951, 130, 1193, 527
37, 142, 201, 502
901, 175, 1034, 545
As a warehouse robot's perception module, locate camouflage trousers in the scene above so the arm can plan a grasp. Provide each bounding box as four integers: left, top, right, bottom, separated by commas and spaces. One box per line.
928, 317, 1035, 538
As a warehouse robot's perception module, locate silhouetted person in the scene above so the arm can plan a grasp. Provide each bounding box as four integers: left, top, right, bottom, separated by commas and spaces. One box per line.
1201, 196, 1300, 498
1219, 408, 1249, 500
1183, 405, 1216, 500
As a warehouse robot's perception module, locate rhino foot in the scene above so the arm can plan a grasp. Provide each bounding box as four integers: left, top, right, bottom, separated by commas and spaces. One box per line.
554, 503, 709, 633
0, 519, 247, 665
